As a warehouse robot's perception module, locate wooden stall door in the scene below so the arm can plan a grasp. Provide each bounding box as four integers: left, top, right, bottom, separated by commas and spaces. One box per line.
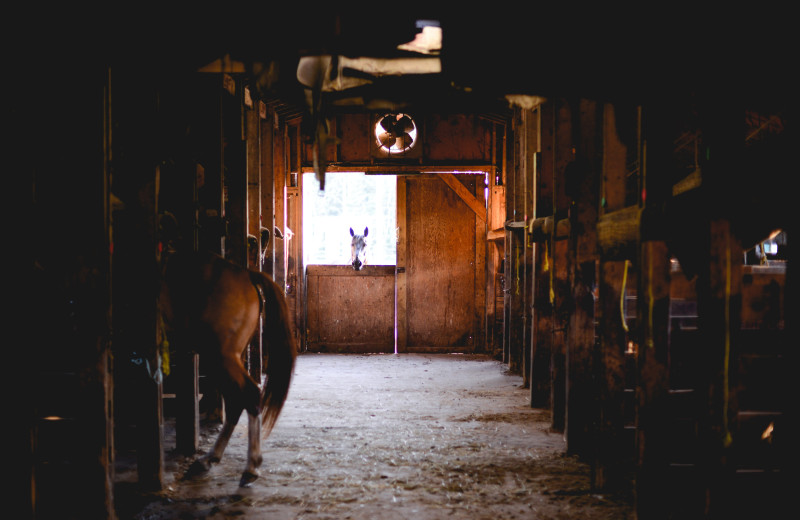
401, 175, 483, 352
306, 265, 396, 353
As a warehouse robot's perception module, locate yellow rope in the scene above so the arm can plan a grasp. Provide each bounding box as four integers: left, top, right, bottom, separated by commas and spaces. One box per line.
543, 240, 550, 272
545, 241, 554, 304
158, 313, 171, 377
515, 244, 521, 296
620, 260, 630, 332
722, 242, 733, 448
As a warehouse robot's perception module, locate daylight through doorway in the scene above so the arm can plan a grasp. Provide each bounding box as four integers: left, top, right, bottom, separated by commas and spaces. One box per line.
303, 172, 397, 267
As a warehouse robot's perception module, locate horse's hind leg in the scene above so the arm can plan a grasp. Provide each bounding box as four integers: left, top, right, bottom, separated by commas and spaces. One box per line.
239, 370, 264, 486
240, 412, 262, 487
183, 383, 245, 479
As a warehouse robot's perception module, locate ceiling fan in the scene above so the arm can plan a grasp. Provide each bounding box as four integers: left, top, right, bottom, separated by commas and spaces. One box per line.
376, 113, 416, 153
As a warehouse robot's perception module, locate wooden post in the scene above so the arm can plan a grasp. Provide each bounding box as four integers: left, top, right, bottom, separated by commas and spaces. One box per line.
198, 75, 225, 256
531, 104, 553, 408
693, 97, 744, 517
175, 351, 199, 455
506, 107, 525, 374
522, 109, 536, 388
507, 225, 525, 374
273, 116, 287, 293
135, 364, 165, 491
564, 99, 599, 459
246, 97, 263, 381
286, 183, 301, 347
396, 177, 408, 353
475, 176, 488, 355
595, 102, 637, 491
224, 76, 247, 268
550, 99, 573, 433
194, 75, 226, 424
634, 239, 672, 517
105, 75, 166, 494
261, 103, 276, 279
695, 219, 742, 517
634, 101, 675, 519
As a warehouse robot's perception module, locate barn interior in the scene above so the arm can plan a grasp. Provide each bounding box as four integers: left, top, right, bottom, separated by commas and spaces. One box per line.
18, 6, 794, 519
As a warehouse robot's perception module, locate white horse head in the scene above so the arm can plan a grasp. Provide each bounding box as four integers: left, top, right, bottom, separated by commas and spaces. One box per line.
349, 227, 368, 270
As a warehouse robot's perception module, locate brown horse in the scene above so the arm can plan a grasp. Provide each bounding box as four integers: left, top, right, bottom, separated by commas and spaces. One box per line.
159, 250, 296, 487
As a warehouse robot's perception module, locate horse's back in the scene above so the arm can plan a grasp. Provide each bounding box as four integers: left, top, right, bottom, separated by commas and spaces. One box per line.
161, 251, 260, 351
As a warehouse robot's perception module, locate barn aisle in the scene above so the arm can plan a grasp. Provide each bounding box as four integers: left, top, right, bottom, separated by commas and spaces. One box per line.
116, 353, 633, 519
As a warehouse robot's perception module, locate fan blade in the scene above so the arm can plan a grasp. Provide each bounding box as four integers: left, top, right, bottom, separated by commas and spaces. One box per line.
396, 133, 413, 149
380, 116, 395, 132
395, 115, 413, 133
379, 131, 397, 148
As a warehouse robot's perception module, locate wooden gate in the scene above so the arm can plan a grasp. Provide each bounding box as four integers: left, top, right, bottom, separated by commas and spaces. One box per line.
398, 174, 486, 352
305, 265, 396, 353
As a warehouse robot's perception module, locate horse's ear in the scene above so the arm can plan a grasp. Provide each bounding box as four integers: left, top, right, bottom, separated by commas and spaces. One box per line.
364, 227, 368, 237
260, 227, 271, 248
350, 227, 355, 237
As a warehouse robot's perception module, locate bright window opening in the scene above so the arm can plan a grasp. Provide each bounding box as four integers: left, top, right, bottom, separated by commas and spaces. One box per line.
303, 172, 397, 266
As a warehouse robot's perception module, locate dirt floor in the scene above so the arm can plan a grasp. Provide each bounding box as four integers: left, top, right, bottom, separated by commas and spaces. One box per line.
114, 353, 635, 519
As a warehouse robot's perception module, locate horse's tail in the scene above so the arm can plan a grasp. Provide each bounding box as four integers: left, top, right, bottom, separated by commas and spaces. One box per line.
250, 271, 297, 437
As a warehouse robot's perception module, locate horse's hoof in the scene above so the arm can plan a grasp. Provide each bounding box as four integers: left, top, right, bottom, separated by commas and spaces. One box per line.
183, 459, 212, 480
239, 470, 260, 487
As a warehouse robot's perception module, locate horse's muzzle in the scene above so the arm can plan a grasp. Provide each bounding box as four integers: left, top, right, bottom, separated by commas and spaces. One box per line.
352, 259, 362, 270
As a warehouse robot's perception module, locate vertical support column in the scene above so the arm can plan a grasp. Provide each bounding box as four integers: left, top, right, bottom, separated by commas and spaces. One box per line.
550, 99, 573, 433
634, 101, 675, 519
285, 183, 301, 347
531, 104, 553, 408
503, 214, 512, 364
696, 220, 742, 517
595, 102, 635, 491
273, 115, 287, 293
194, 75, 225, 424
506, 107, 525, 374
260, 103, 275, 279
694, 95, 743, 517
284, 121, 302, 349
783, 226, 796, 514
475, 175, 487, 354
634, 239, 672, 517
198, 75, 225, 256
565, 98, 599, 459
245, 95, 262, 381
224, 76, 247, 268
507, 226, 525, 373
175, 350, 199, 455
108, 75, 166, 493
246, 94, 262, 268
522, 109, 536, 388
396, 176, 408, 353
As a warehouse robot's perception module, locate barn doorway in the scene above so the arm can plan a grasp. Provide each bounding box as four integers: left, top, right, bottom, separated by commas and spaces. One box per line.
304, 172, 399, 353
303, 170, 489, 355
303, 172, 397, 266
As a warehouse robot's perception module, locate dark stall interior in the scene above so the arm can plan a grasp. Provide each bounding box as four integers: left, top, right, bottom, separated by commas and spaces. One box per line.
16, 5, 794, 519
